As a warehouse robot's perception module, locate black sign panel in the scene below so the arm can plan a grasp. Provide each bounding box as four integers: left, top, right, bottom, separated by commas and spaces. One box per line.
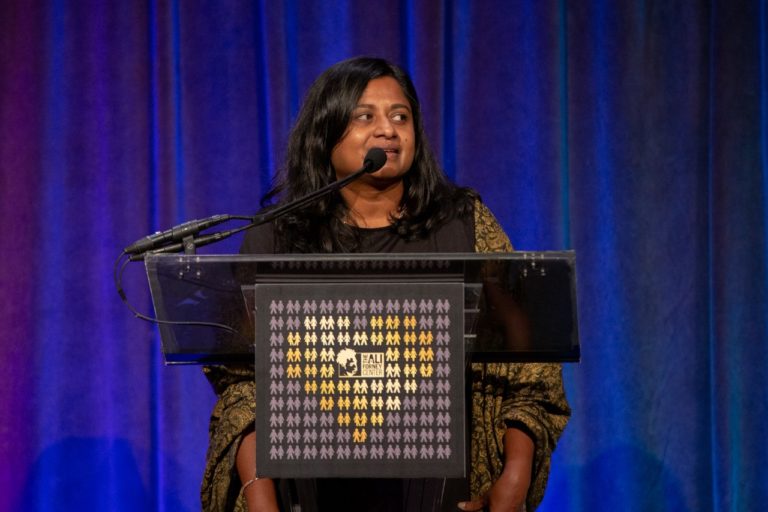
254, 281, 464, 478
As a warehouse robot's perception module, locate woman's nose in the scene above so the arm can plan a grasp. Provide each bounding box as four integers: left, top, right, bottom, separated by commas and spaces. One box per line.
373, 116, 396, 137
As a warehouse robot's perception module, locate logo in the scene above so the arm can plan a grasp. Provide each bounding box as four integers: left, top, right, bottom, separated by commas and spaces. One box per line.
336, 349, 385, 378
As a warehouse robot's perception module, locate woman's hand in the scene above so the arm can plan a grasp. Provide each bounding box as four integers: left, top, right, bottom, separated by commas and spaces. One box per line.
457, 427, 533, 512
457, 466, 529, 511
237, 431, 280, 512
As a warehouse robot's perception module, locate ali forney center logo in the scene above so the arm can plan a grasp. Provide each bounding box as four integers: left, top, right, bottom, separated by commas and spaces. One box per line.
336, 348, 384, 378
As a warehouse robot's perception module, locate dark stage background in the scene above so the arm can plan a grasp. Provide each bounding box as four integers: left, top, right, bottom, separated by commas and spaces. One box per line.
1, 1, 766, 511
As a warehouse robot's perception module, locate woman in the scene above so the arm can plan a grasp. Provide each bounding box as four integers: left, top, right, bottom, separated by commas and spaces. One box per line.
201, 57, 570, 512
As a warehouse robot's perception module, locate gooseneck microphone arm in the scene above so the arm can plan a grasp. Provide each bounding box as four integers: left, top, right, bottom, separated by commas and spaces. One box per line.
247, 147, 387, 233
124, 147, 387, 259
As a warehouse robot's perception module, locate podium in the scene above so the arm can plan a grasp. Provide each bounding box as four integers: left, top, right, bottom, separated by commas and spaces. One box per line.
144, 252, 579, 482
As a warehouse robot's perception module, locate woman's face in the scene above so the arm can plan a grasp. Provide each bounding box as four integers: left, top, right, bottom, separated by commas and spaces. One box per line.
331, 76, 416, 183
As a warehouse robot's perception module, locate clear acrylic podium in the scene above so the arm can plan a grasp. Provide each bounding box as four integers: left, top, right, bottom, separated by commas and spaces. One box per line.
144, 252, 579, 481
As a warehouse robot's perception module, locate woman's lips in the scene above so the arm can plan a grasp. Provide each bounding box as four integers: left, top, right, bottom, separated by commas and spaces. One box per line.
382, 148, 399, 159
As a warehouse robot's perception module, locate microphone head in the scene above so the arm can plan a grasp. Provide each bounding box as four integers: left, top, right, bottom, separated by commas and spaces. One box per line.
363, 148, 387, 173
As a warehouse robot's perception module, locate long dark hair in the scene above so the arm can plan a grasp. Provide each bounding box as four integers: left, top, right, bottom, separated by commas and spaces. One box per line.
263, 56, 476, 252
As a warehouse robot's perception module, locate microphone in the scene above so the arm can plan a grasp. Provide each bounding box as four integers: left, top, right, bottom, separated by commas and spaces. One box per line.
124, 214, 232, 254
363, 147, 387, 173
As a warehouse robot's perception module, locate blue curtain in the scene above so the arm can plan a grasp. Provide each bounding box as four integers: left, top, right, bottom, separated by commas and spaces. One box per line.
1, 1, 766, 511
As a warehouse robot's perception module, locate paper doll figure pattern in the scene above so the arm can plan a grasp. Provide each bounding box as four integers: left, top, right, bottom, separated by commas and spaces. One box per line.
254, 282, 464, 479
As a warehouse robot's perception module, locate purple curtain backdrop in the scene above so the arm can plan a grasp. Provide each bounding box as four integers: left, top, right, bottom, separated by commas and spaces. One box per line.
1, 1, 766, 511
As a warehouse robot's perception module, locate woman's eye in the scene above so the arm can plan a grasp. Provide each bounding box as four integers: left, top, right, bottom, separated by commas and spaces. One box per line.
355, 112, 372, 121
392, 113, 408, 122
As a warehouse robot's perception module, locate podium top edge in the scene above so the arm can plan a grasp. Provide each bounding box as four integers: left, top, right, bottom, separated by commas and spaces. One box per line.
144, 251, 576, 264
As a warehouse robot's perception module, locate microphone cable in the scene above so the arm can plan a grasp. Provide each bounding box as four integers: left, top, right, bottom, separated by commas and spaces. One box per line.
114, 250, 246, 339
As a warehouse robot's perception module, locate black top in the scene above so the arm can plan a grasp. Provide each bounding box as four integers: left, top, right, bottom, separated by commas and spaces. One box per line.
240, 214, 475, 255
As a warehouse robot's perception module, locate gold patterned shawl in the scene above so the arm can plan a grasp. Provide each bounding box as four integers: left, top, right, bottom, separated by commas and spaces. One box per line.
468, 202, 571, 511
200, 201, 570, 511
